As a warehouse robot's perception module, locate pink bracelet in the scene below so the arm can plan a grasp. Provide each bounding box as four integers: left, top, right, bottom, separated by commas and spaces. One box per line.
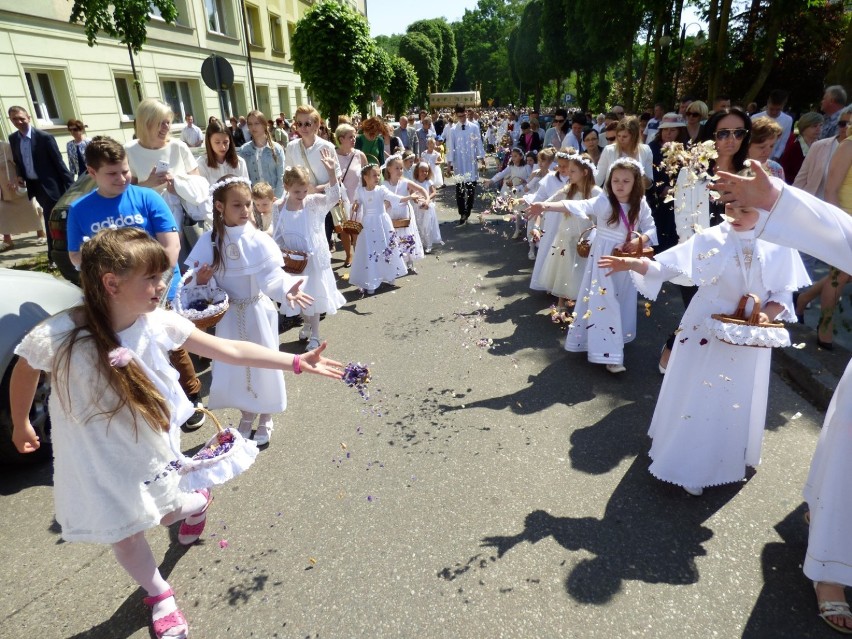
293, 354, 302, 375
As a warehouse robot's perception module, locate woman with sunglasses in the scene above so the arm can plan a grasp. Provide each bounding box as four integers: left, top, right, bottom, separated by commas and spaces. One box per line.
238, 109, 286, 197
542, 109, 568, 149
65, 119, 91, 178
659, 108, 751, 373
684, 100, 709, 143
284, 105, 341, 252
582, 129, 602, 165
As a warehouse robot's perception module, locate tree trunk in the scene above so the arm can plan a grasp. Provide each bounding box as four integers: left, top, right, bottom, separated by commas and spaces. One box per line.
705, 0, 720, 100
624, 45, 634, 112
644, 12, 661, 107
741, 1, 783, 105
827, 17, 852, 86
707, 0, 732, 104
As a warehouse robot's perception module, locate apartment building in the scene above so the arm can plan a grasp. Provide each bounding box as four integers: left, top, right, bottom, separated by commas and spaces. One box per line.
0, 0, 366, 161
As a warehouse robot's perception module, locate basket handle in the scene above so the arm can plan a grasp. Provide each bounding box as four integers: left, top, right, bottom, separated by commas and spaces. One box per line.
579, 225, 596, 242
194, 407, 224, 433
626, 230, 644, 257
733, 293, 762, 325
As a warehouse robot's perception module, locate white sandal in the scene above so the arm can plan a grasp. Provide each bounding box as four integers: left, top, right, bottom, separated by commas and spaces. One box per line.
816, 583, 852, 634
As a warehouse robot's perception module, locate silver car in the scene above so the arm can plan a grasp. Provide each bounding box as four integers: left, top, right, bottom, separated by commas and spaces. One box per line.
0, 268, 82, 465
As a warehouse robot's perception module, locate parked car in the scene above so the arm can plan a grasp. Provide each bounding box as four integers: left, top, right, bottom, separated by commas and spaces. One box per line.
49, 174, 97, 286
0, 268, 82, 465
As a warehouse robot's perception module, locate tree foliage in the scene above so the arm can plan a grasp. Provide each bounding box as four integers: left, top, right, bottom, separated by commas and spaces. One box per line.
398, 31, 439, 107
385, 56, 419, 119
375, 34, 402, 57
408, 19, 457, 90
69, 0, 177, 53
291, 1, 373, 126
356, 46, 393, 118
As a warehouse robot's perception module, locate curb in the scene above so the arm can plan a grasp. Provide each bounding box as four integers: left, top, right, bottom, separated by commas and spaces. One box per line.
772, 323, 847, 412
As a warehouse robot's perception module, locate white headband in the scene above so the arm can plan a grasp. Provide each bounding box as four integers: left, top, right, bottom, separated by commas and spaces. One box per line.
608, 156, 645, 178
380, 153, 403, 171
210, 176, 251, 196
555, 150, 598, 178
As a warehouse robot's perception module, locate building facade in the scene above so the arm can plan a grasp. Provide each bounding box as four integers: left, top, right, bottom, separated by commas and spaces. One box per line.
0, 0, 366, 162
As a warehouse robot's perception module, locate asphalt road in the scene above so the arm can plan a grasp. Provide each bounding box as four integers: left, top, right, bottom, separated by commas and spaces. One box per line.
0, 185, 844, 638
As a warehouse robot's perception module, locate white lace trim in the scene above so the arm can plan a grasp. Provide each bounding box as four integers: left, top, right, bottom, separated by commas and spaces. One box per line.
704, 318, 791, 348
177, 428, 259, 492
173, 271, 230, 322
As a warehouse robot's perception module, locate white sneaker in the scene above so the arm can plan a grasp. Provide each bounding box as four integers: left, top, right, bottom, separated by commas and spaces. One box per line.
254, 419, 273, 446
298, 325, 310, 341
306, 337, 321, 352
528, 248, 536, 260
606, 363, 627, 374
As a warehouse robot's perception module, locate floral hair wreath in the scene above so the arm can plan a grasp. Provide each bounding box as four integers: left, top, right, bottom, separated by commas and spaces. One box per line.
360, 163, 379, 175
209, 176, 252, 196
555, 149, 598, 178
380, 153, 403, 171
607, 156, 645, 178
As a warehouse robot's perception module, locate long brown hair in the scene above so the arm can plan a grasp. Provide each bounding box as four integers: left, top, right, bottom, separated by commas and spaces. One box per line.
56, 228, 172, 433
605, 161, 645, 228
246, 109, 279, 162
210, 176, 253, 272
566, 155, 596, 200
205, 117, 239, 169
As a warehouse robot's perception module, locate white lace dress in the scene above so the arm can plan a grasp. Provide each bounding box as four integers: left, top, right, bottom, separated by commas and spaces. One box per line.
413, 178, 443, 249
349, 185, 408, 292
272, 184, 346, 317
14, 308, 196, 544
386, 179, 425, 262
531, 186, 601, 299
186, 224, 300, 413
630, 224, 809, 489
560, 194, 658, 365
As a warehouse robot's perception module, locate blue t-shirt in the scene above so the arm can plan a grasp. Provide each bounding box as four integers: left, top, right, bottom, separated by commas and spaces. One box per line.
67, 184, 181, 299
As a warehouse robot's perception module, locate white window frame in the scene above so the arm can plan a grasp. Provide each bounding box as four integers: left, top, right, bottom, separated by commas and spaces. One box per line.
269, 13, 284, 52
245, 4, 263, 47
161, 79, 196, 123
114, 74, 140, 121
205, 0, 229, 35
277, 86, 290, 116
24, 70, 63, 126
150, 0, 189, 26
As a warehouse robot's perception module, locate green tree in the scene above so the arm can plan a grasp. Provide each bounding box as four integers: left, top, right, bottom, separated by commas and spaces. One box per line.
510, 0, 546, 109
375, 34, 403, 57
69, 0, 177, 53
291, 1, 374, 127
408, 19, 457, 90
385, 56, 419, 119
356, 45, 393, 119
398, 31, 439, 107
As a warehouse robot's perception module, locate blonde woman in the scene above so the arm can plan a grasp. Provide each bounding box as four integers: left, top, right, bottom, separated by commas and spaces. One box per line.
238, 109, 286, 197
594, 116, 653, 188
334, 122, 368, 267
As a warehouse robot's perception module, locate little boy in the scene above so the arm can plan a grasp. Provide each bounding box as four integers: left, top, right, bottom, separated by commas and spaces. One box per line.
251, 181, 276, 235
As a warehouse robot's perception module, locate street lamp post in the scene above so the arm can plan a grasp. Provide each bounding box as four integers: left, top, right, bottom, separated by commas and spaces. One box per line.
672, 23, 705, 102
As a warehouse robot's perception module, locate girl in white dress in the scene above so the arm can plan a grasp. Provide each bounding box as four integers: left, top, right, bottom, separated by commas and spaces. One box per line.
599, 205, 809, 495
525, 151, 572, 261
10, 228, 340, 639
421, 136, 445, 188
412, 162, 443, 253
531, 153, 601, 314
487, 148, 532, 240
272, 154, 347, 351
528, 158, 657, 373
186, 177, 319, 446
383, 155, 429, 273
349, 164, 411, 294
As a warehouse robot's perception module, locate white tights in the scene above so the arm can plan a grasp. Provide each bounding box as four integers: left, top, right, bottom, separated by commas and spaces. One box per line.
302, 312, 321, 340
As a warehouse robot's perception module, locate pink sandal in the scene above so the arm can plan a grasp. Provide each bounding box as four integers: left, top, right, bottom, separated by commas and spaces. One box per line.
143, 588, 188, 639
178, 488, 212, 546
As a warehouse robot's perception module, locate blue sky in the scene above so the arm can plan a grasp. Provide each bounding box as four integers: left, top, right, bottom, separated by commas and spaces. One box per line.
366, 0, 704, 38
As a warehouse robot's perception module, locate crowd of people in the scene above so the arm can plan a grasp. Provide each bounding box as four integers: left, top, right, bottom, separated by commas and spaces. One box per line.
5, 79, 852, 637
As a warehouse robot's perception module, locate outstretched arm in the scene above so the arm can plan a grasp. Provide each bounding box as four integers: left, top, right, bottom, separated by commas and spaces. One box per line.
10, 358, 42, 453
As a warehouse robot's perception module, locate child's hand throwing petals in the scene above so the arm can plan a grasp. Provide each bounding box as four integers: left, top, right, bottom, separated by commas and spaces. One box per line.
285, 278, 315, 310
191, 262, 215, 286
526, 202, 545, 218
301, 341, 345, 380
530, 228, 542, 243
598, 255, 650, 277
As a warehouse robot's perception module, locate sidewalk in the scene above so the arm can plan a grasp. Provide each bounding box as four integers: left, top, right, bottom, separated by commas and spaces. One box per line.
0, 232, 51, 270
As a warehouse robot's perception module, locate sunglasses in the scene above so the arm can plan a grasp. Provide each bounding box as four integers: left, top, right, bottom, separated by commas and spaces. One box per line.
295, 121, 314, 128
68, 127, 81, 132
686, 112, 701, 117
714, 128, 748, 141
554, 118, 565, 123
839, 120, 850, 128
605, 136, 616, 142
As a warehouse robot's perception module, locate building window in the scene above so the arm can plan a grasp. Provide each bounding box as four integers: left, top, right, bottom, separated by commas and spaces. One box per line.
162, 79, 196, 122
114, 75, 140, 121
256, 85, 271, 117
205, 0, 230, 34
269, 14, 284, 52
246, 4, 263, 46
150, 0, 189, 26
287, 22, 296, 60
24, 70, 64, 126
277, 86, 291, 117
226, 83, 247, 119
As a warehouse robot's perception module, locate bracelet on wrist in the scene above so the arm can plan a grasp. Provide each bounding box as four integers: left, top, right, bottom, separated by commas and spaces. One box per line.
293, 354, 302, 375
